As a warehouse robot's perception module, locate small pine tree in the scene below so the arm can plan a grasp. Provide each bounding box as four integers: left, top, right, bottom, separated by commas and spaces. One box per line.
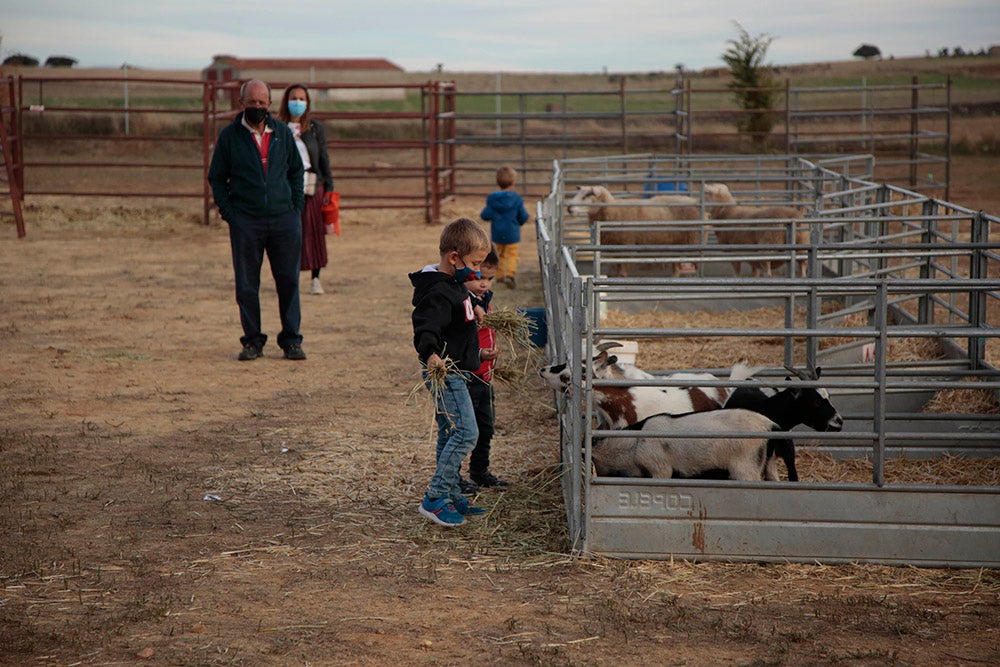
721, 22, 777, 149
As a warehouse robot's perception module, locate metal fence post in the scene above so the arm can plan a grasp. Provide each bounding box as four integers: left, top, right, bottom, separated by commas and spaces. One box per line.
873, 279, 889, 487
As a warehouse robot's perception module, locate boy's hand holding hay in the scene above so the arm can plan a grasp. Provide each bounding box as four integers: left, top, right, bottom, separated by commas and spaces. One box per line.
408, 354, 464, 427
481, 307, 542, 393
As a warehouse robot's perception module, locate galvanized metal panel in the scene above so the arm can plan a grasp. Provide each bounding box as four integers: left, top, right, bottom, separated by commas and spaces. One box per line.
542, 155, 1000, 568
587, 480, 1000, 567
819, 418, 1000, 457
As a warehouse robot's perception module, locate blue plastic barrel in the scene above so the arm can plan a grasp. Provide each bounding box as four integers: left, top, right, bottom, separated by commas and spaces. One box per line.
642, 178, 689, 197
518, 307, 548, 348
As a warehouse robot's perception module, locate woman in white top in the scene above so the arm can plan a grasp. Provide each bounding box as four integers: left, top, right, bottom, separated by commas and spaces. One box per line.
279, 84, 334, 295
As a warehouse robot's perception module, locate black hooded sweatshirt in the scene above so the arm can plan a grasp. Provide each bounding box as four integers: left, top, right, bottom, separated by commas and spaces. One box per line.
410, 266, 480, 371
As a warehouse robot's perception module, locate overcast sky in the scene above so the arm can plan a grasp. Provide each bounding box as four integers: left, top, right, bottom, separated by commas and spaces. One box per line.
2, 0, 997, 73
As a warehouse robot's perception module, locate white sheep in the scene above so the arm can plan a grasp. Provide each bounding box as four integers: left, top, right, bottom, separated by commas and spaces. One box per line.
701, 182, 810, 278
591, 409, 779, 481
566, 185, 702, 277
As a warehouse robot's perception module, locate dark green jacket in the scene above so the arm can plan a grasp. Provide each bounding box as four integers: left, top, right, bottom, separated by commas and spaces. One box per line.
208, 112, 304, 221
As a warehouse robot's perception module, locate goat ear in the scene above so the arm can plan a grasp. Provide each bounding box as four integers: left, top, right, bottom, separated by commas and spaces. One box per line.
607, 355, 618, 365
814, 366, 823, 379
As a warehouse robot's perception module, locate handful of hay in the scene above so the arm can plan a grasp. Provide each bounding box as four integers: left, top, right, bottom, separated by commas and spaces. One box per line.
407, 356, 464, 427
482, 307, 537, 352
482, 307, 543, 392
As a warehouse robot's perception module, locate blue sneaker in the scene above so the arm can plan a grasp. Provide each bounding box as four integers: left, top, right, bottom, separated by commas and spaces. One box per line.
419, 494, 465, 527
451, 494, 487, 517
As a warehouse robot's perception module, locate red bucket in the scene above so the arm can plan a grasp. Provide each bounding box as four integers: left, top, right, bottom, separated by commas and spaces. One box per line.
321, 192, 341, 236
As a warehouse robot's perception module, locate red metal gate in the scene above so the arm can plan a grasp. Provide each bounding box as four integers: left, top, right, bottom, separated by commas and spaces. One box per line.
7, 74, 454, 231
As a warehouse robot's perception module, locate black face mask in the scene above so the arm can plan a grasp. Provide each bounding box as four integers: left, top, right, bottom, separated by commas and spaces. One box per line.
243, 107, 269, 125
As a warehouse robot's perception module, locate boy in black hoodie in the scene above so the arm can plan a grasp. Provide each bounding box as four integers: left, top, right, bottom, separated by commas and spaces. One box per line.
410, 217, 493, 527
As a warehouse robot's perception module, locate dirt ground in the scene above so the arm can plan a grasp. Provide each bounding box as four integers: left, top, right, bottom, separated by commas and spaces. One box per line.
2, 156, 999, 666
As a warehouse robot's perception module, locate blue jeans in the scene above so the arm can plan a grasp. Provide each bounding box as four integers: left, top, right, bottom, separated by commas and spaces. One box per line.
426, 371, 479, 500
227, 209, 303, 350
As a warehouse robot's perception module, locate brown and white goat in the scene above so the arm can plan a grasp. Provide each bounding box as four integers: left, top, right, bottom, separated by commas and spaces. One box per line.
538, 342, 752, 428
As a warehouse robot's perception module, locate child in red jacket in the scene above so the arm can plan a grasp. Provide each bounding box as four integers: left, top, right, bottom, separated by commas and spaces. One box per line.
461, 248, 510, 493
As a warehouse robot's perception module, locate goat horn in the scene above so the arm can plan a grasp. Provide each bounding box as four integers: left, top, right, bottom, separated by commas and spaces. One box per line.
783, 364, 809, 381
595, 341, 624, 352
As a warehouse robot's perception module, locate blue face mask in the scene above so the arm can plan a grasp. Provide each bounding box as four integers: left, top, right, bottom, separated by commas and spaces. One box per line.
288, 100, 307, 117
454, 266, 480, 283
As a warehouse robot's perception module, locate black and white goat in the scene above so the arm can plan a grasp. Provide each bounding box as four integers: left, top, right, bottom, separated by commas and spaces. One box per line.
723, 364, 844, 482
538, 342, 747, 428
592, 409, 780, 480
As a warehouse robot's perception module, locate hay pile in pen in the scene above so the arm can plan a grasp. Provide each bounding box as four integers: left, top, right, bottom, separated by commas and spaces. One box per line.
602, 307, 790, 369
923, 381, 1000, 414
796, 449, 1000, 486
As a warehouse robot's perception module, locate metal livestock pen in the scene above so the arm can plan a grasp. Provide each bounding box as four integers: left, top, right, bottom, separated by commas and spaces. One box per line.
535, 154, 1000, 567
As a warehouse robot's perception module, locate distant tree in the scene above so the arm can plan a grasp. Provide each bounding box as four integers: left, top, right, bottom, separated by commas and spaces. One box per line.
3, 52, 39, 66
853, 44, 881, 60
953, 46, 966, 57
938, 47, 950, 57
721, 21, 777, 149
45, 55, 77, 68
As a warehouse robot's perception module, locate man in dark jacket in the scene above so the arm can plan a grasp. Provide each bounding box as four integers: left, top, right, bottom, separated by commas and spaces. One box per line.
209, 79, 307, 361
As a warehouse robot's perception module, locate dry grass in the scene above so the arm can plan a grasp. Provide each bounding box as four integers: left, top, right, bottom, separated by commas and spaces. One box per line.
797, 449, 1000, 486
924, 381, 1000, 414
483, 307, 545, 394
204, 428, 572, 563
482, 307, 537, 352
